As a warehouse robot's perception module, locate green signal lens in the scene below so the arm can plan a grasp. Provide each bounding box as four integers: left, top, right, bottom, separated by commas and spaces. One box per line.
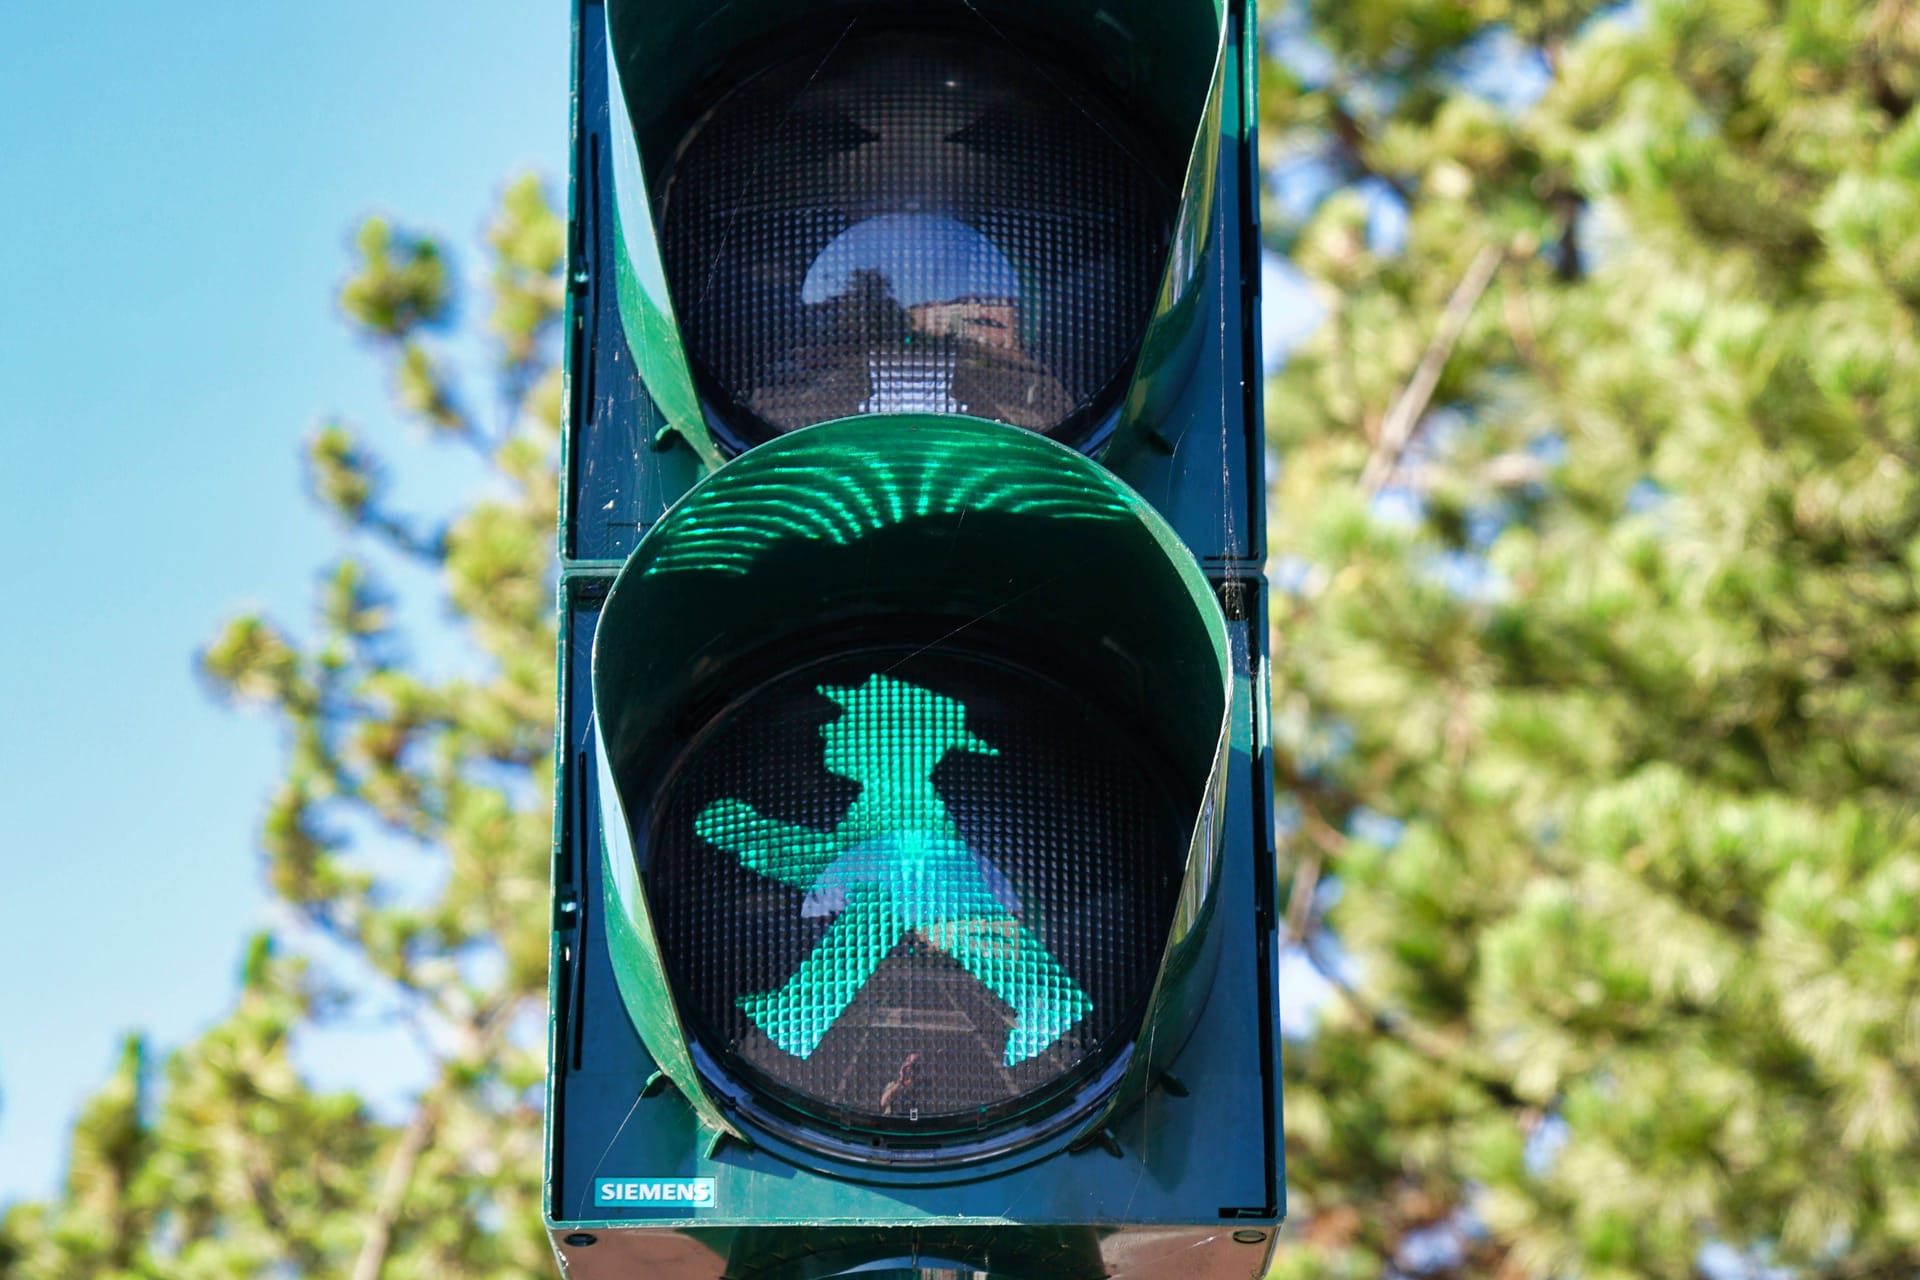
652, 652, 1183, 1137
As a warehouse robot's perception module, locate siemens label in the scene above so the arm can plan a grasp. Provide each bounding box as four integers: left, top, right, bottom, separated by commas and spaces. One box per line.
594, 1177, 717, 1209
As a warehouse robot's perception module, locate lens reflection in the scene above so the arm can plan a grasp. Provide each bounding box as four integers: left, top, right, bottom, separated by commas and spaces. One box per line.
660, 28, 1173, 451
781, 212, 1070, 423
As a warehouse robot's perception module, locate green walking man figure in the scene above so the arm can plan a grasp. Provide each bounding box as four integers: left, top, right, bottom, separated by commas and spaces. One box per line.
695, 673, 1093, 1067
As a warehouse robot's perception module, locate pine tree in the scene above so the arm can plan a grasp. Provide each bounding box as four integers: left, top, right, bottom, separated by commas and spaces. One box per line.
0, 178, 564, 1280
1266, 0, 1920, 1276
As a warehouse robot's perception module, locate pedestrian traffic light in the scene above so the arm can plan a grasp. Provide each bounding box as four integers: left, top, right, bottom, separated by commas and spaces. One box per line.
546, 0, 1281, 1275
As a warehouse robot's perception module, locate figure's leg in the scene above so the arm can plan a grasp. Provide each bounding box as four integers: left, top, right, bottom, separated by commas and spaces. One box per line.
738, 895, 906, 1060
938, 918, 1093, 1066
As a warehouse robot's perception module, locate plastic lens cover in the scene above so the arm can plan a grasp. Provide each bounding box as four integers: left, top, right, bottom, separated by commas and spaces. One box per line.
647, 646, 1184, 1148
659, 25, 1175, 452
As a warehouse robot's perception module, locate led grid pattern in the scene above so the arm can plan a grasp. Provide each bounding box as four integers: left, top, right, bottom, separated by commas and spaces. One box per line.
658, 28, 1173, 450
648, 650, 1184, 1141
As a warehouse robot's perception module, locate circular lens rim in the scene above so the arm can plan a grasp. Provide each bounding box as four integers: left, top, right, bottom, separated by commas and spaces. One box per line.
588, 412, 1235, 1171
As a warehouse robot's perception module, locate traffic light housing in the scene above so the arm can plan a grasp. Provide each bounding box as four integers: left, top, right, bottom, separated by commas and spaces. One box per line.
547, 0, 1281, 1275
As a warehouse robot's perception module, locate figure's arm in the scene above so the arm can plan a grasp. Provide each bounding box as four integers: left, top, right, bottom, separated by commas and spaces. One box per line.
694, 798, 840, 889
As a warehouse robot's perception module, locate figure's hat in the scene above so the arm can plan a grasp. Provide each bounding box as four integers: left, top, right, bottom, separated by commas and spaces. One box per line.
817, 673, 998, 758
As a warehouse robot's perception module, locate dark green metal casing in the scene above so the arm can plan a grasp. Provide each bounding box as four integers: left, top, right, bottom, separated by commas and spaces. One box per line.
547, 0, 1280, 1276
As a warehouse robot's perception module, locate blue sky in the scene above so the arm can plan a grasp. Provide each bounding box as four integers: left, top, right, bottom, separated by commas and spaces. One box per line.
0, 0, 567, 1202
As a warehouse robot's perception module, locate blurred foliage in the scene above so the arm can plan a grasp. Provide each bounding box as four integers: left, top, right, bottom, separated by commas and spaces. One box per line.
6, 2, 1920, 1277
1264, 0, 1920, 1276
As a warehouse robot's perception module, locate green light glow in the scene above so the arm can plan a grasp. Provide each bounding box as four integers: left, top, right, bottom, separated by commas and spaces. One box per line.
694, 674, 1093, 1067
642, 430, 1134, 577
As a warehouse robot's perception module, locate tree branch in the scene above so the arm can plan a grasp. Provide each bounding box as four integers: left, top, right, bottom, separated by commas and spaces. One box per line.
1285, 850, 1324, 943
1326, 94, 1413, 205
348, 999, 520, 1280
349, 1085, 442, 1280
1544, 189, 1586, 283
1360, 242, 1504, 495
1302, 934, 1528, 1111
